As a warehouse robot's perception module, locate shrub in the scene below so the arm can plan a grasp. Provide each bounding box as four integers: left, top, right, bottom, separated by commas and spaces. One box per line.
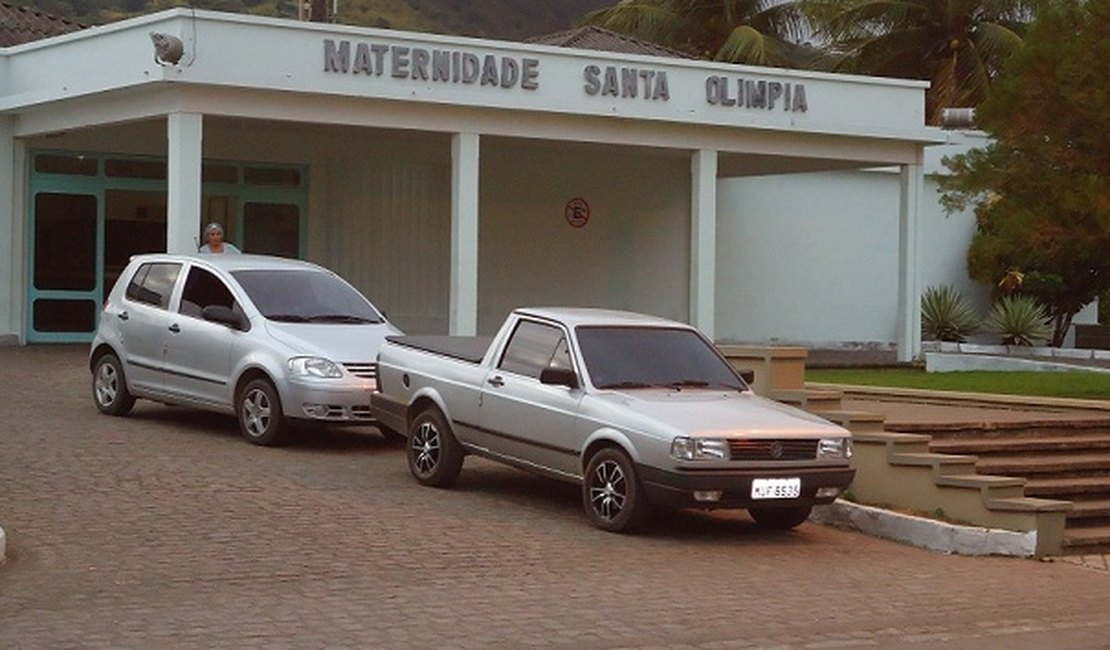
985, 295, 1052, 346
921, 285, 980, 342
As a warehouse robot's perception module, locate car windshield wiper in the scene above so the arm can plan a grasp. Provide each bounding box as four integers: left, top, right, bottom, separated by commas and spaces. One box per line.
669, 380, 710, 388
306, 314, 382, 324
597, 381, 662, 390
266, 314, 311, 322
673, 380, 747, 392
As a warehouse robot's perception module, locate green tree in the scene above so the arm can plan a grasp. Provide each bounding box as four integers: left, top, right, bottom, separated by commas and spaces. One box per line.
940, 0, 1110, 347
806, 0, 1032, 124
579, 0, 812, 67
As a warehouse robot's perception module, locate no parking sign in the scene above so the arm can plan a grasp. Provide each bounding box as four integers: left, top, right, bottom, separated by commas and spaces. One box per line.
564, 197, 590, 228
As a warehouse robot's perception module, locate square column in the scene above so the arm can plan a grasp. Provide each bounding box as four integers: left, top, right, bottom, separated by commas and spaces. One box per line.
450, 132, 480, 335
167, 112, 203, 254
897, 162, 923, 362
0, 117, 18, 343
691, 149, 718, 339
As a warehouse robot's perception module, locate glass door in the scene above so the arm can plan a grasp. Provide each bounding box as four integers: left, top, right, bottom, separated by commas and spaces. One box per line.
30, 192, 100, 339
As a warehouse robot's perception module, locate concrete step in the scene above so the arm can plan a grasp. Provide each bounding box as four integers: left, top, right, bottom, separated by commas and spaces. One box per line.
770, 388, 843, 412
1062, 524, 1110, 552
810, 409, 886, 434
973, 452, 1110, 476
1066, 499, 1110, 521
923, 423, 1110, 440
930, 434, 1110, 455
1024, 476, 1110, 498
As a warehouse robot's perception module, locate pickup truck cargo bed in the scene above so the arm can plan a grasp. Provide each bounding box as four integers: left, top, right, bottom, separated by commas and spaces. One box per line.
385, 335, 494, 364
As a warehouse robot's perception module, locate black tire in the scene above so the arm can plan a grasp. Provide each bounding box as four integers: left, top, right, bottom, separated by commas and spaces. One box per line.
406, 409, 463, 487
92, 353, 136, 416
582, 447, 649, 533
749, 505, 813, 530
377, 424, 406, 445
237, 378, 288, 446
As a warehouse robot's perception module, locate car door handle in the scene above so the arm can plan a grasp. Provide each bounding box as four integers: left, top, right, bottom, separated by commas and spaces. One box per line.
487, 376, 504, 388
118, 311, 129, 321
168, 323, 180, 333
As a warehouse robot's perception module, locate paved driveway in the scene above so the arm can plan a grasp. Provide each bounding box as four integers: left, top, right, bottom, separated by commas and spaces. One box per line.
1, 345, 1108, 649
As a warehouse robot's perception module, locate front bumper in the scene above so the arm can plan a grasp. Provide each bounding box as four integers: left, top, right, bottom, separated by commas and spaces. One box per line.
283, 377, 378, 422
638, 465, 856, 509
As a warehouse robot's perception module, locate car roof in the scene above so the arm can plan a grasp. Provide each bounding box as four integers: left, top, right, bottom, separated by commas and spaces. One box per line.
126, 253, 330, 274
515, 307, 694, 330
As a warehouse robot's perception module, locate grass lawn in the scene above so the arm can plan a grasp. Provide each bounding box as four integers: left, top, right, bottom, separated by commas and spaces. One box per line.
806, 368, 1110, 401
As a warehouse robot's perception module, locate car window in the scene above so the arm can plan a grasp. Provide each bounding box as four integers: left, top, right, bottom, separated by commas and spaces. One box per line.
231, 269, 383, 323
124, 262, 181, 310
499, 320, 570, 380
179, 267, 238, 318
576, 326, 746, 390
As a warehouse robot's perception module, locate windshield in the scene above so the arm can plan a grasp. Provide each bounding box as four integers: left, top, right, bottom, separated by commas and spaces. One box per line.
232, 269, 383, 323
576, 326, 747, 391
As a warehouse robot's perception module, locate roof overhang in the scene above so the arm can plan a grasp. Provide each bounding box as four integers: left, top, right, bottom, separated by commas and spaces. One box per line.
1, 9, 945, 165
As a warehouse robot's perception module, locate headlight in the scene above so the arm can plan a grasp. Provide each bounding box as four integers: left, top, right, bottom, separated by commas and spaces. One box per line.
288, 356, 343, 379
817, 438, 852, 460
671, 436, 729, 461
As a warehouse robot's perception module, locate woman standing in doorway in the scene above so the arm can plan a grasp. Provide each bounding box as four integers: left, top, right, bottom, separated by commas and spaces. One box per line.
198, 222, 241, 254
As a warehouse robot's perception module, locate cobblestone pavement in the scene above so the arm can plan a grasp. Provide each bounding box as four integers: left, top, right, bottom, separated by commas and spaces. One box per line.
2, 345, 1108, 649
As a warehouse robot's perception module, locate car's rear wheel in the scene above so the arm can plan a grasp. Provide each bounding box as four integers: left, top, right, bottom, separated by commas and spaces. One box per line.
92, 353, 135, 416
748, 505, 812, 530
237, 378, 288, 446
406, 409, 463, 487
583, 447, 649, 533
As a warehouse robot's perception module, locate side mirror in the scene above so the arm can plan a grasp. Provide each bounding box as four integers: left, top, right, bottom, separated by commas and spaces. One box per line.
540, 367, 579, 389
739, 368, 755, 385
202, 305, 246, 331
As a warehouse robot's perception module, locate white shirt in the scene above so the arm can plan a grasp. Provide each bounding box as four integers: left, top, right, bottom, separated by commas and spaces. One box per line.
198, 242, 241, 254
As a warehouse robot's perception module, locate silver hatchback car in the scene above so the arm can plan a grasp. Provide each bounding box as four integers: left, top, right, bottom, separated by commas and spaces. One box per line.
90, 253, 403, 445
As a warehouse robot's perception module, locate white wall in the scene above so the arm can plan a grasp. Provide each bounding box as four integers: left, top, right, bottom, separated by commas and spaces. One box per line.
478, 139, 690, 333
716, 169, 901, 348
920, 132, 993, 324
715, 131, 1074, 350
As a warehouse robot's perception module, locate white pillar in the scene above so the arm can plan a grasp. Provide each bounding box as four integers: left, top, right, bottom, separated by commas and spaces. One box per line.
450, 132, 480, 335
691, 149, 718, 339
167, 112, 203, 254
0, 117, 17, 343
897, 161, 923, 362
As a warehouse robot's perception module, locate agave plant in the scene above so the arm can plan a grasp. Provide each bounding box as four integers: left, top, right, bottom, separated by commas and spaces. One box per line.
984, 294, 1052, 346
921, 285, 980, 342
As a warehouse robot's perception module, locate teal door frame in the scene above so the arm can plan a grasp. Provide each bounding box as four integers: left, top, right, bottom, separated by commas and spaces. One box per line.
26, 151, 308, 343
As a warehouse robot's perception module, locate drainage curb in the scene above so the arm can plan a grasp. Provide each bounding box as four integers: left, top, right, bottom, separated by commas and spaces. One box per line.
812, 500, 1038, 558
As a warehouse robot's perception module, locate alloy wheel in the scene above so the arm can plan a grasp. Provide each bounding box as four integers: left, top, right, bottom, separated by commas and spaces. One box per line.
242, 387, 272, 437
589, 459, 627, 521
94, 362, 119, 407
412, 421, 441, 475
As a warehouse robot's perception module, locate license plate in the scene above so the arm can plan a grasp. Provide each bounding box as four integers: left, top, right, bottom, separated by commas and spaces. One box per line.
751, 478, 801, 500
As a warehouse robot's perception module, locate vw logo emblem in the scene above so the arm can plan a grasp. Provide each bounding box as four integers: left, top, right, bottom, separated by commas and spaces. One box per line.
769, 441, 784, 459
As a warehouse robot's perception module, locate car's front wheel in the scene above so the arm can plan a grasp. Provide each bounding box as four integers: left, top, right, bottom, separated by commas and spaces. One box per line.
748, 505, 812, 530
582, 447, 649, 533
92, 353, 135, 416
237, 378, 288, 446
406, 409, 463, 487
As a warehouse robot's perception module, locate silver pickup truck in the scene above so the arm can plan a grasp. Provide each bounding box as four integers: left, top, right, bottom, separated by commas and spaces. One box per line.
371, 307, 855, 533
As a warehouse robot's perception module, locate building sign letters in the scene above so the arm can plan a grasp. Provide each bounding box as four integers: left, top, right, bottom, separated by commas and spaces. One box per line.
324, 39, 540, 89
322, 39, 808, 113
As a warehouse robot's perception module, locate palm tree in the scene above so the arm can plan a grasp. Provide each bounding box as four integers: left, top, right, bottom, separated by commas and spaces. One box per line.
805, 0, 1034, 124
580, 0, 814, 68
